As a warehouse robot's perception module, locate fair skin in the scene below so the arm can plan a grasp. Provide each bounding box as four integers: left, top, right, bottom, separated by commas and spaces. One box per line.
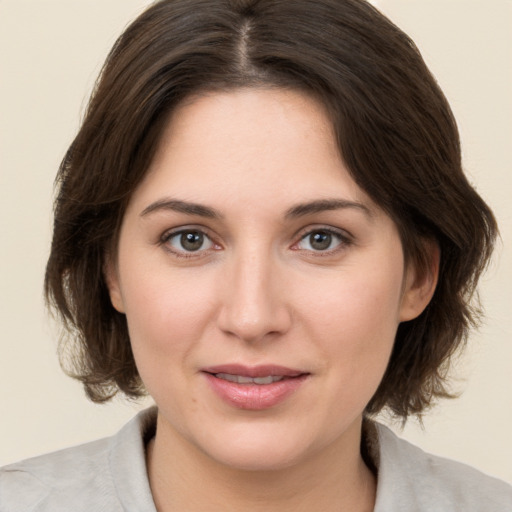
106, 88, 437, 512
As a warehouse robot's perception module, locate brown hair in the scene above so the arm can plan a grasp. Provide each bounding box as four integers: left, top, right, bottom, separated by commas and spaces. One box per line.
45, 0, 497, 419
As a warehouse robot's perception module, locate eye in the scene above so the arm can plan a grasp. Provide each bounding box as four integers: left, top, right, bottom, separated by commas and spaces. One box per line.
164, 229, 215, 254
295, 229, 349, 252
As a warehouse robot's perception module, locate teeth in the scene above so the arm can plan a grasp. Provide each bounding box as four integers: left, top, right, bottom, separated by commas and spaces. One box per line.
215, 373, 239, 383
253, 376, 274, 384
215, 373, 285, 385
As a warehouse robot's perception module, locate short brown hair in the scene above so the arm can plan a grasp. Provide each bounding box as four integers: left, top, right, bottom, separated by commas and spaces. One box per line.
45, 0, 497, 419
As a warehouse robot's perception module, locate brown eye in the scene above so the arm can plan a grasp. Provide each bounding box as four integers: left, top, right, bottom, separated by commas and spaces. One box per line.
166, 230, 213, 253
181, 231, 204, 251
297, 229, 347, 252
309, 231, 332, 250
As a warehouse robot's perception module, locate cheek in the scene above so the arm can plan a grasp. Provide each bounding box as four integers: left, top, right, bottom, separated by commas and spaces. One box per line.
120, 268, 220, 419
119, 264, 218, 364
303, 263, 404, 337
299, 261, 404, 383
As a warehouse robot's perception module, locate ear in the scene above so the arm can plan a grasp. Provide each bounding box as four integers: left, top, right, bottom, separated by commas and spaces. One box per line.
399, 240, 440, 322
103, 254, 126, 314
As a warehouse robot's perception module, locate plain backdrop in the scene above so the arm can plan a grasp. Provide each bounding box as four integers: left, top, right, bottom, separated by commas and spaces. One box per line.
1, 0, 511, 484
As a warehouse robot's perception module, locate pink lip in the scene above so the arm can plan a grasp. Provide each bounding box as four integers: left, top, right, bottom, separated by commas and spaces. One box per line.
202, 364, 309, 410
202, 364, 305, 378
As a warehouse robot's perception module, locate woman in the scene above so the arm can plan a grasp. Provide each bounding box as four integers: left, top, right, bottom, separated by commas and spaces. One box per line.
1, 0, 511, 510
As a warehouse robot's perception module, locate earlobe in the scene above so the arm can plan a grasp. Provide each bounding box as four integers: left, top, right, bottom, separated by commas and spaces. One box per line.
103, 256, 126, 314
399, 241, 440, 322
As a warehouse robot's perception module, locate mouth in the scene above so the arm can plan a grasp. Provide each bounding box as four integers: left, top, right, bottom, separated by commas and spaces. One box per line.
201, 364, 309, 410
213, 373, 288, 385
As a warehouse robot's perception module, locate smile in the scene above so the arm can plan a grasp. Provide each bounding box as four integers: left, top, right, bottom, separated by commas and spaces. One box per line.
214, 373, 286, 385
202, 365, 309, 410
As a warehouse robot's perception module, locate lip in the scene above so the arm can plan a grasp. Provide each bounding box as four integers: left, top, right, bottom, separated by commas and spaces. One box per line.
201, 364, 309, 410
202, 364, 305, 378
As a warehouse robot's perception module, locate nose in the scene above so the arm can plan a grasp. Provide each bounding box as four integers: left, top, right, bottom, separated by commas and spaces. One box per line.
217, 248, 292, 343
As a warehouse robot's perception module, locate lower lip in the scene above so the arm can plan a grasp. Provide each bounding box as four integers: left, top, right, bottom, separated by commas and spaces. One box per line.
203, 373, 308, 410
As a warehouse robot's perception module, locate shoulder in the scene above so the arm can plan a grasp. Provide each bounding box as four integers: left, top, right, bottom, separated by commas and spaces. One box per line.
374, 423, 512, 512
0, 407, 157, 512
0, 437, 116, 512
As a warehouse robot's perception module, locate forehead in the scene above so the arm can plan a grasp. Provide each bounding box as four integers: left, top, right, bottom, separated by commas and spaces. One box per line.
128, 88, 375, 216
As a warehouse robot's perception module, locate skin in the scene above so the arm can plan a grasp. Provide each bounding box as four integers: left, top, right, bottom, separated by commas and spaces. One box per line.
106, 88, 437, 511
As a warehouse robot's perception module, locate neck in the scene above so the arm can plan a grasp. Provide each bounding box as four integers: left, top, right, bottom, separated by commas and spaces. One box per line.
146, 413, 376, 512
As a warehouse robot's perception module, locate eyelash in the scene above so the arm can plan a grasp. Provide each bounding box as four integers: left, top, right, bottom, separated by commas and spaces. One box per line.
160, 227, 219, 259
159, 226, 353, 258
293, 227, 353, 255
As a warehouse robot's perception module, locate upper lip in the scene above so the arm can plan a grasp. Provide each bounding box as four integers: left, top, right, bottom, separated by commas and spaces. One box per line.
201, 364, 307, 378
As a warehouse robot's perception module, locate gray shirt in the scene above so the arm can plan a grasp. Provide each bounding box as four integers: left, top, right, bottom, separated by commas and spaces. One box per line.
1, 408, 511, 511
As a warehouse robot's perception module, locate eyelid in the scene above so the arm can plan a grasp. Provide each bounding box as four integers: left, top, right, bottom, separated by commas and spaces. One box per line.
292, 225, 354, 253
160, 225, 221, 257
158, 224, 353, 258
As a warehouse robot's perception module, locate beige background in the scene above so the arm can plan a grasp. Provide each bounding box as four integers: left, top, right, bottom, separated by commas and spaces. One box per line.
1, 0, 511, 484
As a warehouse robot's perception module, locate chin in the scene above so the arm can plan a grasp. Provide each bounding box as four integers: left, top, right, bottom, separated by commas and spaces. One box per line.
207, 441, 307, 472
191, 421, 322, 472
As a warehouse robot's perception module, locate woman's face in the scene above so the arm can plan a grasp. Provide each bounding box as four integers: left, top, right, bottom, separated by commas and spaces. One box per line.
107, 88, 432, 471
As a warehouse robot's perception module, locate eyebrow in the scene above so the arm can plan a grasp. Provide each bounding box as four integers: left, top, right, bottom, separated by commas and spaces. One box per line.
140, 199, 222, 219
284, 199, 373, 219
140, 197, 373, 220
